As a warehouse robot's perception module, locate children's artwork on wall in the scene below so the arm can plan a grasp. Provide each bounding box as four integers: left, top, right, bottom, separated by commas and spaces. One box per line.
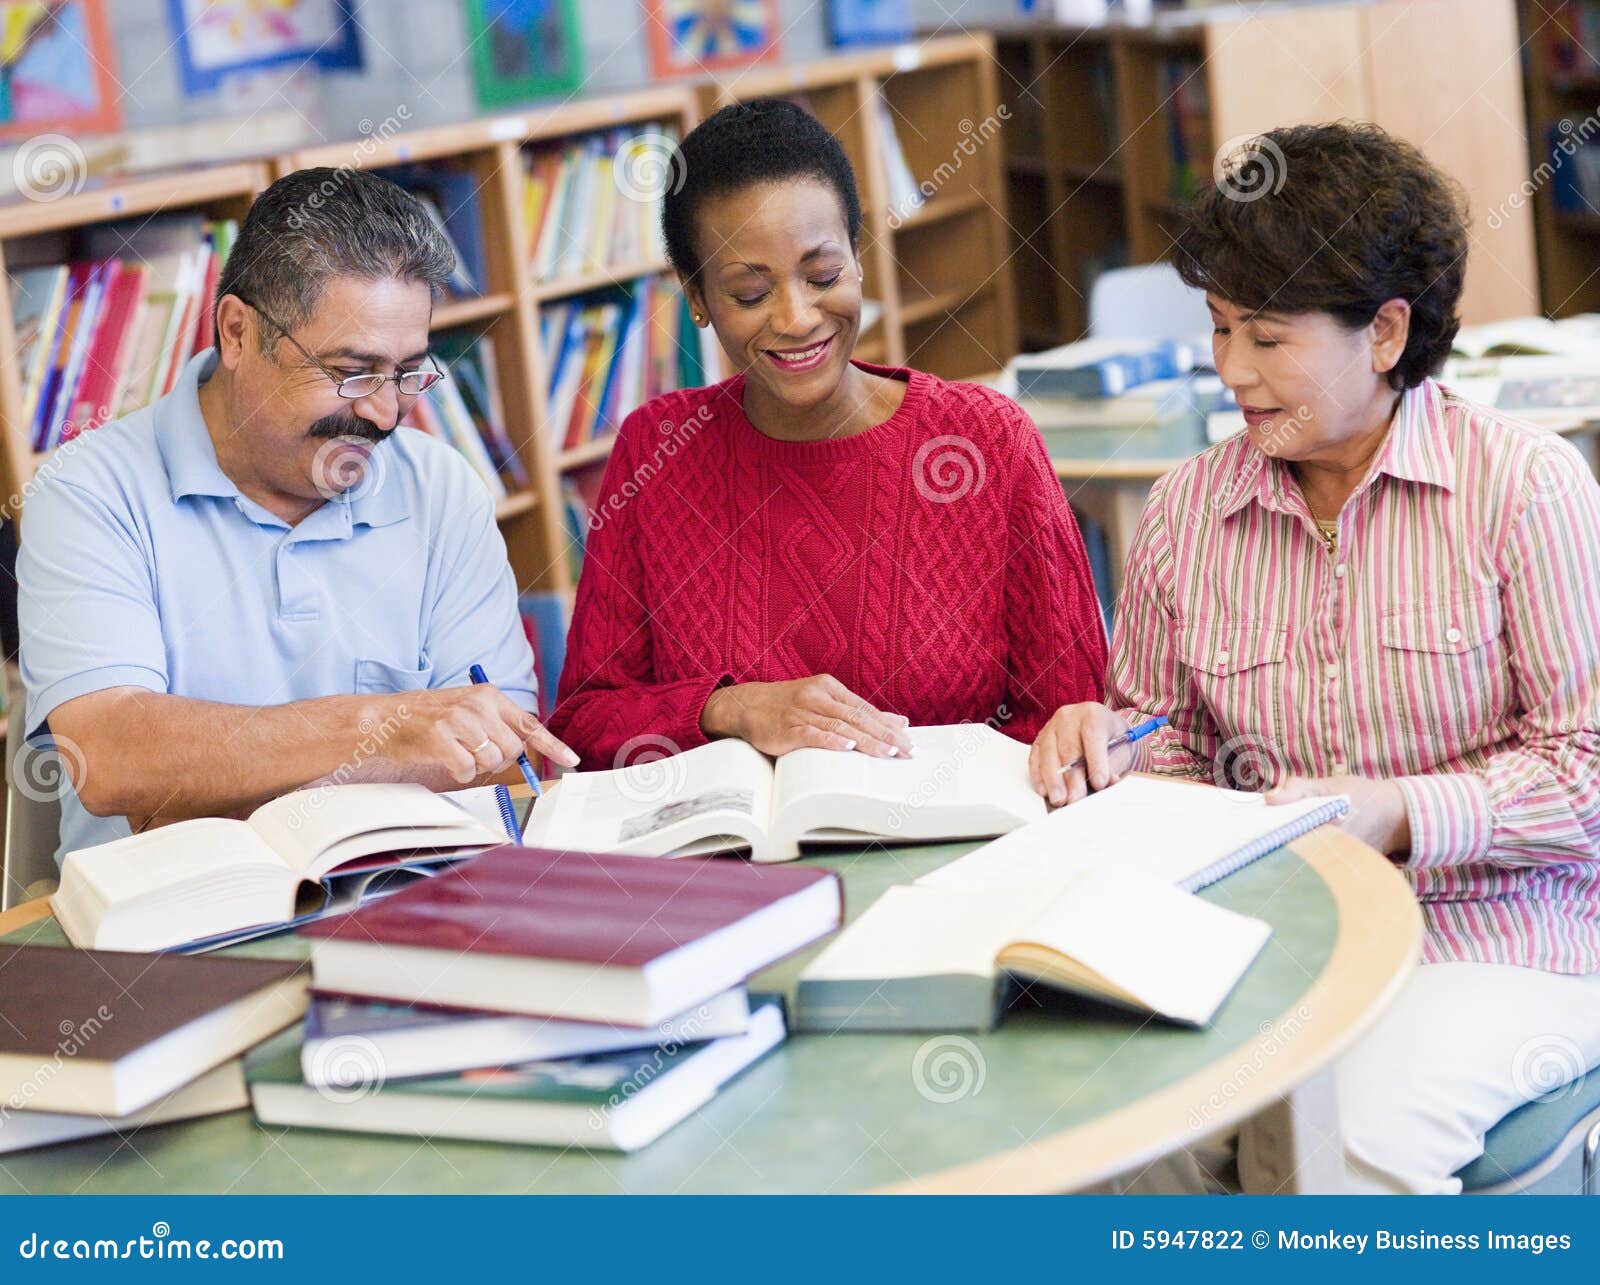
826, 0, 910, 47
168, 0, 364, 97
0, 1, 122, 140
464, 0, 583, 107
643, 0, 780, 78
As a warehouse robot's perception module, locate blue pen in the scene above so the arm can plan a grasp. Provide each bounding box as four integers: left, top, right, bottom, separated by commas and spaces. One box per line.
1057, 715, 1169, 777
468, 665, 543, 823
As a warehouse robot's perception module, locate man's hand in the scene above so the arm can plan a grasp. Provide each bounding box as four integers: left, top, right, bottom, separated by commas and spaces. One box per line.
1029, 702, 1136, 807
1265, 774, 1411, 856
700, 675, 913, 758
363, 684, 579, 787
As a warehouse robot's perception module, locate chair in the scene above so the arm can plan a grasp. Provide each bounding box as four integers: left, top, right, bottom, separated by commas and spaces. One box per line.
1455, 1068, 1600, 1195
1087, 262, 1212, 344
2, 694, 61, 911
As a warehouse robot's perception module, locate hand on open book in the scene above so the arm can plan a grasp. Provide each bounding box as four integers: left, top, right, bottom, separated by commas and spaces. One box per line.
1265, 775, 1411, 856
699, 675, 914, 759
359, 685, 579, 788
1030, 702, 1136, 807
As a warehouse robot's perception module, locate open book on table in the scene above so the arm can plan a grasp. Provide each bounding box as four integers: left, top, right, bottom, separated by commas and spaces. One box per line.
521, 723, 1046, 864
53, 784, 507, 953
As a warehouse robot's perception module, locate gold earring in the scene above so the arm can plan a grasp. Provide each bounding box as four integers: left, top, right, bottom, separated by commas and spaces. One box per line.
692, 312, 704, 324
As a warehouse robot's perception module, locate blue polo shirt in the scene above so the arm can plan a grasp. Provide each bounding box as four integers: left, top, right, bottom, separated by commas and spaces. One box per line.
18, 349, 539, 862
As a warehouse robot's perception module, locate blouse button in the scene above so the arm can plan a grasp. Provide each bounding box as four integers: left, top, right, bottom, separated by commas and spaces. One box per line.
1334, 563, 1346, 578
1216, 650, 1231, 665
1445, 626, 1463, 644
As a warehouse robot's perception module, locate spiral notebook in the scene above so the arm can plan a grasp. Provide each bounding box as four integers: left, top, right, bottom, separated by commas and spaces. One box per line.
915, 775, 1349, 894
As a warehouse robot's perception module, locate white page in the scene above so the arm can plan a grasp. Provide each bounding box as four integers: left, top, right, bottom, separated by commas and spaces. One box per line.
521, 738, 776, 855
247, 783, 503, 878
917, 776, 1343, 891
1010, 866, 1271, 1026
61, 817, 285, 907
774, 723, 1042, 819
800, 884, 1035, 983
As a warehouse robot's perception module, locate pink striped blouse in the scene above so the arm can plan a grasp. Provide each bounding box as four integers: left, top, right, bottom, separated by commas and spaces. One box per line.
1109, 378, 1600, 973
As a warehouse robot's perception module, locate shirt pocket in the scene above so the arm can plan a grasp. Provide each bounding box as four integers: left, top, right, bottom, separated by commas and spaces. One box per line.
1175, 619, 1289, 786
354, 657, 435, 695
1379, 591, 1505, 761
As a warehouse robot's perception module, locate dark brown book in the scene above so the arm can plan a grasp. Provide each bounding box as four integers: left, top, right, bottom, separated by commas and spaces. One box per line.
0, 946, 309, 1117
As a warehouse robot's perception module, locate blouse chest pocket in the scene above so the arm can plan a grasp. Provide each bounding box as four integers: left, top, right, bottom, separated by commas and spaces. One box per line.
1175, 620, 1289, 764
1378, 592, 1505, 757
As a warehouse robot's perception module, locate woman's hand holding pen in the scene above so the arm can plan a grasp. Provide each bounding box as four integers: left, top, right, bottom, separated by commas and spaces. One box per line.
1029, 702, 1139, 807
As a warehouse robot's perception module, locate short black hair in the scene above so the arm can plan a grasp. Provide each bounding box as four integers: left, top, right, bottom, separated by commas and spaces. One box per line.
662, 99, 862, 284
216, 166, 454, 355
1172, 121, 1467, 391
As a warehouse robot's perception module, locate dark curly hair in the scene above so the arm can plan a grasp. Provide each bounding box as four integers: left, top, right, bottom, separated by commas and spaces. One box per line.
1171, 121, 1467, 391
662, 99, 862, 285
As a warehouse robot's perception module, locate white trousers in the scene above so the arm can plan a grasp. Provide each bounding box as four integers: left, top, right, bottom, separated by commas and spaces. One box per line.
1107, 961, 1600, 1195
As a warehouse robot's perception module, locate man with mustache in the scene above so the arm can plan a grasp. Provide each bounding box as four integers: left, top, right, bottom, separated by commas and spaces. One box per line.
16, 167, 577, 863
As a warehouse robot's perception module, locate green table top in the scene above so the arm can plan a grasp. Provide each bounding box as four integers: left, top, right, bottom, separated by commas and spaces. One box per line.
0, 840, 1338, 1194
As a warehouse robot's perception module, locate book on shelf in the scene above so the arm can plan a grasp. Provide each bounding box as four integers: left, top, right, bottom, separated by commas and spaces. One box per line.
300, 987, 753, 1087
1159, 55, 1211, 203
299, 845, 842, 1025
1010, 336, 1200, 399
796, 865, 1272, 1032
400, 333, 528, 498
1545, 0, 1600, 80
0, 946, 307, 1118
385, 163, 487, 298
516, 589, 568, 719
523, 125, 674, 284
521, 722, 1046, 864
8, 214, 237, 451
0, 1060, 247, 1157
542, 276, 699, 454
248, 996, 787, 1153
52, 784, 508, 953
872, 89, 924, 218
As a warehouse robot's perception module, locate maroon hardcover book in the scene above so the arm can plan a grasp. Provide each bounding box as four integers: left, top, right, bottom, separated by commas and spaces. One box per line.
300, 845, 839, 966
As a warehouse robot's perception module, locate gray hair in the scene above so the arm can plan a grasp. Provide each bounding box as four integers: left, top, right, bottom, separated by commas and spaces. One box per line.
215, 166, 456, 354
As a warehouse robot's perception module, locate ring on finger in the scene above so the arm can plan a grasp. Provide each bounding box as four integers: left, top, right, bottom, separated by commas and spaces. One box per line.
468, 737, 494, 756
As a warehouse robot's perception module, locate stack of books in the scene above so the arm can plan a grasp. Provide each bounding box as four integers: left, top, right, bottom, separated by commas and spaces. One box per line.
0, 947, 307, 1155
10, 215, 236, 450
541, 274, 704, 454
386, 163, 487, 301
523, 126, 674, 284
400, 333, 528, 500
1159, 55, 1212, 203
248, 847, 841, 1151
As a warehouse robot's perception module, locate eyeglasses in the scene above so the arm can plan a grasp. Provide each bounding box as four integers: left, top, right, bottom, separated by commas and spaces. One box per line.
234, 294, 446, 399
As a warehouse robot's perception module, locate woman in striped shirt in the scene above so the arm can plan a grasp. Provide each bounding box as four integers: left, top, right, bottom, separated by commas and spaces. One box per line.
1032, 123, 1600, 1194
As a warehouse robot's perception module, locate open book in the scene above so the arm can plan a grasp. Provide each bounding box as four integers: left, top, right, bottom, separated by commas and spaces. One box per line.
796, 866, 1272, 1031
53, 784, 507, 953
915, 775, 1347, 894
521, 723, 1046, 864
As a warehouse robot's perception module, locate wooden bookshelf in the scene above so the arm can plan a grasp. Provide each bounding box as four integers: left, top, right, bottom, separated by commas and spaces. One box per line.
989, 0, 1538, 349
699, 32, 1018, 381
1518, 0, 1600, 315
275, 86, 703, 597
0, 162, 268, 521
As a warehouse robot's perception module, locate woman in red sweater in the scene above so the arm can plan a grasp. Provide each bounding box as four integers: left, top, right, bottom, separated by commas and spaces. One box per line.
549, 100, 1107, 769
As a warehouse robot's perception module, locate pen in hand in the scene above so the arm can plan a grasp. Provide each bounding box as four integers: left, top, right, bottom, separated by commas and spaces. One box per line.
1057, 715, 1168, 778
468, 663, 544, 802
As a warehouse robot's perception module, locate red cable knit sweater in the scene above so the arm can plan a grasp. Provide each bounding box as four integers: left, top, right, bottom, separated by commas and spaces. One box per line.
548, 362, 1108, 768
